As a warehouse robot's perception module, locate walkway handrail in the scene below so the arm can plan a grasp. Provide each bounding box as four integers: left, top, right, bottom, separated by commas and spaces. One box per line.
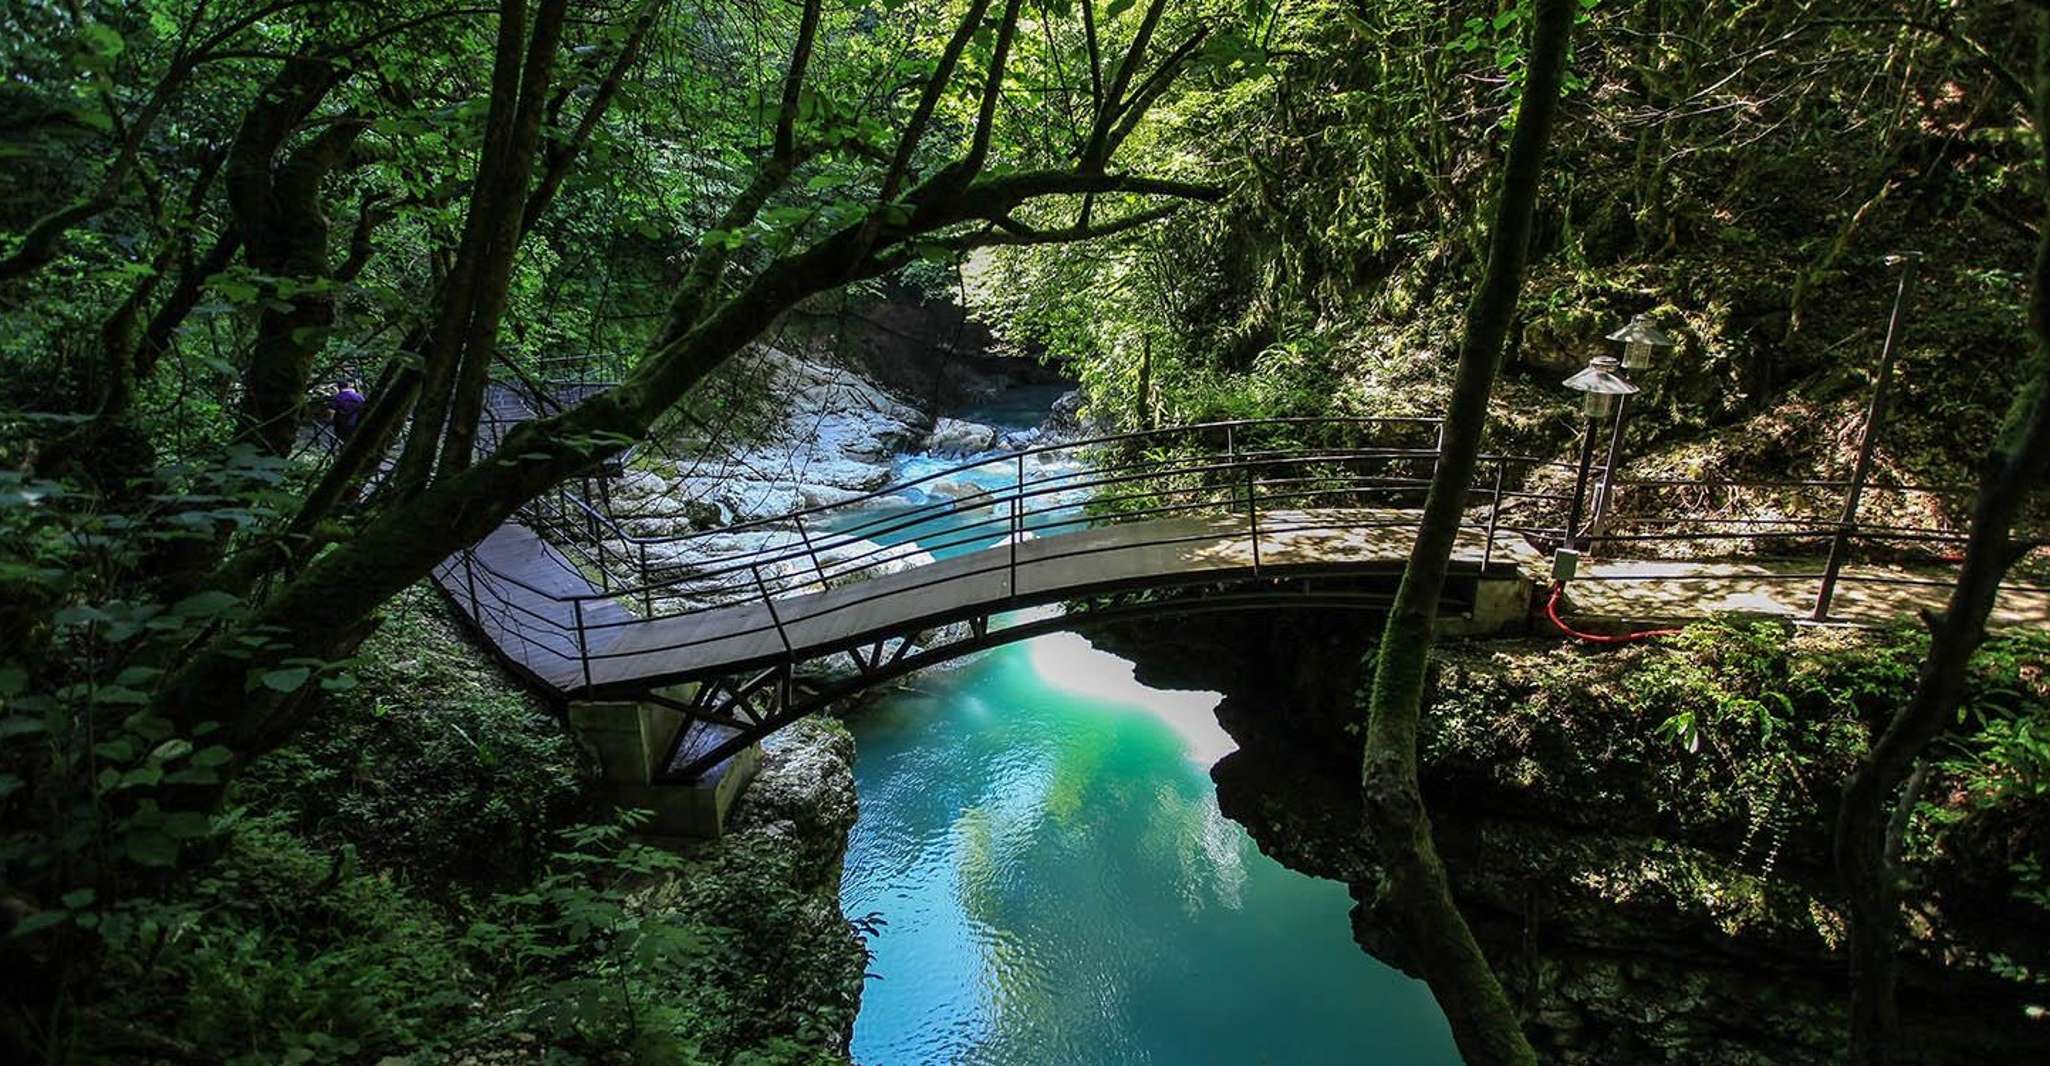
535, 415, 1449, 546
441, 437, 1573, 697
513, 431, 1508, 614
440, 398, 2049, 699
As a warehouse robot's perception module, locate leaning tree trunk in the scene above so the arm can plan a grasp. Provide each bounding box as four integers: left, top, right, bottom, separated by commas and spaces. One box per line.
1358, 1, 1574, 1063
1836, 21, 2050, 1063
148, 0, 1220, 787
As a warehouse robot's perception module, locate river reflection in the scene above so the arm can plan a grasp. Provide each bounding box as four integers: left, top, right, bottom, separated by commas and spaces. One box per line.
840, 629, 1460, 1064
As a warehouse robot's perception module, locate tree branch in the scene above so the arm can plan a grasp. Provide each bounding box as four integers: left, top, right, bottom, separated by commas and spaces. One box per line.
442, 0, 574, 477
522, 0, 665, 233
775, 0, 823, 163
944, 202, 1184, 248
1080, 0, 1170, 170
964, 0, 1029, 175
879, 0, 996, 204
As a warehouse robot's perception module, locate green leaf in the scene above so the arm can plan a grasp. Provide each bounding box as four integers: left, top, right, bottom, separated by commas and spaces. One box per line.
93, 685, 148, 706
259, 667, 311, 693
207, 273, 260, 302
172, 590, 240, 618
9, 911, 66, 938
53, 605, 107, 627
114, 666, 161, 686
162, 811, 211, 840
78, 23, 125, 58
150, 738, 193, 762
1105, 0, 1136, 18
61, 888, 95, 910
123, 712, 174, 742
122, 830, 178, 867
189, 746, 233, 769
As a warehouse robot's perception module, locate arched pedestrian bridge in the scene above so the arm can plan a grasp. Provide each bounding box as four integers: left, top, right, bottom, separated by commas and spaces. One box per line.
432, 400, 2047, 796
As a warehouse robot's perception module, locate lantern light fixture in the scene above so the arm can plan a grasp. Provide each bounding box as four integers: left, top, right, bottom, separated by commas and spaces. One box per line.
1562, 354, 1638, 419
1606, 314, 1678, 371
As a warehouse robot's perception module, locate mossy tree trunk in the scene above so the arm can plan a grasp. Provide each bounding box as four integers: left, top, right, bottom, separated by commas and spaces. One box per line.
1358, 1, 1575, 1062
1835, 19, 2050, 1064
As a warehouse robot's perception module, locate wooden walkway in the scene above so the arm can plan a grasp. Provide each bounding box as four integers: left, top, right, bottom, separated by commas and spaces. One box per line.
434, 503, 2050, 704
429, 393, 2045, 712
435, 507, 1541, 698
1567, 557, 2050, 629
432, 523, 636, 693
589, 508, 1535, 692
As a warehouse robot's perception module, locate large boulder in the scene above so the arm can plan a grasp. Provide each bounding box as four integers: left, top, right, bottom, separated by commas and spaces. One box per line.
1039, 388, 1092, 442
924, 416, 1003, 458
727, 717, 859, 883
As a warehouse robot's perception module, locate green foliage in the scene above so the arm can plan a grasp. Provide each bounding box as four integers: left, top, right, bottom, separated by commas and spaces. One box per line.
461, 811, 710, 1058
970, 0, 2043, 515
0, 457, 299, 893
237, 587, 592, 886
0, 465, 854, 1061
96, 812, 474, 1062
1418, 622, 2050, 972
1631, 618, 1904, 760
1920, 626, 2050, 821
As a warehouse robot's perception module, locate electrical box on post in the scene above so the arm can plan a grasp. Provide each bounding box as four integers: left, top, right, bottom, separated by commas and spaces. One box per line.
1550, 548, 1580, 583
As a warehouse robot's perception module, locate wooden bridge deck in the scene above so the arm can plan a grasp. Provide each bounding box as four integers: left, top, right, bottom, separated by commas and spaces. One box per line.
586, 508, 1538, 693
435, 507, 1542, 698
431, 522, 636, 693
436, 506, 2048, 703
430, 392, 2044, 704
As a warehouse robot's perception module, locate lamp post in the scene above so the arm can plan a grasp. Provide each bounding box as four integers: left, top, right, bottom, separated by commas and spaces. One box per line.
1588, 315, 1678, 540
1560, 354, 1638, 558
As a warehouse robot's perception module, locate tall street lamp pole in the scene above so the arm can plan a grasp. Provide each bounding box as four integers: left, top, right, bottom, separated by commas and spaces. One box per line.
1588, 315, 1679, 543
1561, 354, 1638, 559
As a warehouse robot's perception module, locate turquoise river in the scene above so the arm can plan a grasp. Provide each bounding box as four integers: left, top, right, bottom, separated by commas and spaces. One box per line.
829, 391, 1462, 1064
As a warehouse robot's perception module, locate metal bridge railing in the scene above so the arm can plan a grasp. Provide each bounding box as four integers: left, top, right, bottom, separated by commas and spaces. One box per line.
443, 408, 2049, 692
445, 416, 1587, 683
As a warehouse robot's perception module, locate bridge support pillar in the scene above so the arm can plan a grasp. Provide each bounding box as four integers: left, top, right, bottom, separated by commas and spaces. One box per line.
1440, 574, 1534, 637
567, 685, 761, 839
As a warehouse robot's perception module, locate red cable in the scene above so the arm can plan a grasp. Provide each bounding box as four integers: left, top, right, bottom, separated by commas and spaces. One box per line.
1544, 581, 1683, 644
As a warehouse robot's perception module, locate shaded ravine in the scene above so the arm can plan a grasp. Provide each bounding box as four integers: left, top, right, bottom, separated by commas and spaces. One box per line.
831, 391, 1461, 1064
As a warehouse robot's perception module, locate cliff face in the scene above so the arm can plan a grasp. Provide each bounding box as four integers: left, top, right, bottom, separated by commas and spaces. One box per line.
1089, 610, 2040, 1065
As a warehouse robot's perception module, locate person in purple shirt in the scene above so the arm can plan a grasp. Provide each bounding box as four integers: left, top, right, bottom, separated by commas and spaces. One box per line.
328, 380, 366, 441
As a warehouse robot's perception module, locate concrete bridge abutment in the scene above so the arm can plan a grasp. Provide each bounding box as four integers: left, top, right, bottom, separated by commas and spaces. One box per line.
568, 684, 760, 839
1439, 572, 1537, 637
